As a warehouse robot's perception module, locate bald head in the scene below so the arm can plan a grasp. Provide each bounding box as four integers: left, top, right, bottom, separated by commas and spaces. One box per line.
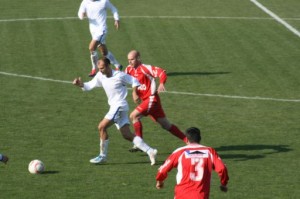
127, 50, 141, 68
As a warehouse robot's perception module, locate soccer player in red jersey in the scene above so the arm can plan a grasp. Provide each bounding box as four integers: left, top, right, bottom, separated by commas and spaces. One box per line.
125, 50, 187, 152
156, 127, 229, 199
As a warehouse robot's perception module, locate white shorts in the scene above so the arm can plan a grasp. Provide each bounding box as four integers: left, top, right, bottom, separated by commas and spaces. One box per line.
104, 106, 130, 130
91, 29, 107, 43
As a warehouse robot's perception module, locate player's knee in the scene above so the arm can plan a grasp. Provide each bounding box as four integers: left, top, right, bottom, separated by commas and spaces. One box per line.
129, 113, 136, 121
98, 123, 106, 132
89, 45, 97, 52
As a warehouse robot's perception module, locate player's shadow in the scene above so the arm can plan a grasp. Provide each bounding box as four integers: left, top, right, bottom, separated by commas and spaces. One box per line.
215, 144, 292, 161
167, 71, 230, 76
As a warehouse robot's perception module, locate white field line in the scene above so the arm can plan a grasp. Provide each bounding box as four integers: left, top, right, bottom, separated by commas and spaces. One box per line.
251, 0, 300, 38
1, 71, 299, 103
0, 71, 72, 84
0, 16, 300, 23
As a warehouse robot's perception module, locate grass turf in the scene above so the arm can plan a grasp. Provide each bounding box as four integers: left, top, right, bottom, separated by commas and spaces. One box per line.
0, 0, 299, 198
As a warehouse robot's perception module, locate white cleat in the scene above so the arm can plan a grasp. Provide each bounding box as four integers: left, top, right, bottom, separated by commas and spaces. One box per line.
148, 149, 158, 166
90, 155, 107, 164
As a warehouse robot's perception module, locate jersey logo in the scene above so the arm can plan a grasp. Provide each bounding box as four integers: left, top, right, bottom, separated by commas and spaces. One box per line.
137, 84, 147, 90
185, 150, 209, 158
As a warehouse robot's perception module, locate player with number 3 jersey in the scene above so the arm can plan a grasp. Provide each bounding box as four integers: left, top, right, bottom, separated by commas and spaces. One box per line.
156, 127, 229, 199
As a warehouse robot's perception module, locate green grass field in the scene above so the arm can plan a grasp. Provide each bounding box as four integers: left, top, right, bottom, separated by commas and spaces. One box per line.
1, 0, 299, 198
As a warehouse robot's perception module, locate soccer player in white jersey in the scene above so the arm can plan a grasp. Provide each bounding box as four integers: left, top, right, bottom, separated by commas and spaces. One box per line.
73, 57, 157, 165
78, 0, 122, 77
156, 127, 229, 199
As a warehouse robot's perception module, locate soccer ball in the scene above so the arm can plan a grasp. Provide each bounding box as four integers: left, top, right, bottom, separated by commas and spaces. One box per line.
28, 160, 45, 174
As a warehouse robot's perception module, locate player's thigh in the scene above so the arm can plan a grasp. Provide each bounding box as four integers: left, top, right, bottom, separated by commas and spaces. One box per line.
89, 40, 99, 51
114, 110, 130, 130
148, 99, 166, 121
105, 106, 130, 130
92, 31, 107, 44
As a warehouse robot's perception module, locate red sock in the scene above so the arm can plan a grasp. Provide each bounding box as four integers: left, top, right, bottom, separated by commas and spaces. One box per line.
169, 125, 187, 143
133, 121, 143, 138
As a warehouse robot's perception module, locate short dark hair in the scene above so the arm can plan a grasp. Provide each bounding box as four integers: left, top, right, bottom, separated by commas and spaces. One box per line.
185, 127, 201, 143
100, 57, 111, 66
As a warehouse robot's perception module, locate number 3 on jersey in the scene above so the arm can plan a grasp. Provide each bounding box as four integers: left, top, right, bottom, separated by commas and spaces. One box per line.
190, 158, 204, 181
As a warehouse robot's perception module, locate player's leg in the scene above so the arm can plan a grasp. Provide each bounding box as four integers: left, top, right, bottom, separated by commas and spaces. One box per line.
98, 44, 122, 70
128, 107, 146, 152
116, 111, 158, 165
96, 32, 122, 70
129, 109, 144, 138
90, 118, 114, 164
156, 117, 187, 143
88, 39, 99, 77
151, 96, 187, 143
120, 125, 158, 165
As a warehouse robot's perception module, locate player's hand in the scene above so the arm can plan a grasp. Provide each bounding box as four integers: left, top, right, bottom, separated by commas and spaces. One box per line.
220, 185, 228, 192
157, 84, 166, 93
114, 20, 119, 30
73, 77, 83, 87
156, 181, 164, 189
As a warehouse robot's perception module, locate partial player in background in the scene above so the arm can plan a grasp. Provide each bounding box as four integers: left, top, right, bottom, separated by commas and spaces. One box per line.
156, 127, 229, 199
125, 50, 187, 152
78, 0, 122, 77
73, 57, 157, 165
0, 154, 9, 164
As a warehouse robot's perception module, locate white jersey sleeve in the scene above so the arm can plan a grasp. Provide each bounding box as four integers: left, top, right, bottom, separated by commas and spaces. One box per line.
78, 0, 87, 20
121, 73, 140, 88
106, 0, 119, 21
82, 72, 102, 91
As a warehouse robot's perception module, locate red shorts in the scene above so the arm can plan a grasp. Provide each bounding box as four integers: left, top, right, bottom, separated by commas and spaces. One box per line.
136, 94, 166, 121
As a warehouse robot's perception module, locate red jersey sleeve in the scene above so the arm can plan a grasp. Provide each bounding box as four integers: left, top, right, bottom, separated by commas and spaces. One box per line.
156, 151, 180, 181
152, 65, 167, 84
211, 149, 229, 186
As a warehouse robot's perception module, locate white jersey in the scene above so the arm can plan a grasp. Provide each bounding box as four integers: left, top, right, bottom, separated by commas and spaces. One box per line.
78, 0, 119, 36
82, 70, 140, 110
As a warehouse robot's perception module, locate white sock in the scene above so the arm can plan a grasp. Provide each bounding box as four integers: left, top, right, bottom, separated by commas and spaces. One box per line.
106, 51, 121, 69
91, 51, 99, 70
100, 139, 109, 157
133, 136, 152, 153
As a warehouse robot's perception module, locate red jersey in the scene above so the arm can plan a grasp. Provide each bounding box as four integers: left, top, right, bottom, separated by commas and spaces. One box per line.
125, 64, 167, 101
156, 143, 229, 199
